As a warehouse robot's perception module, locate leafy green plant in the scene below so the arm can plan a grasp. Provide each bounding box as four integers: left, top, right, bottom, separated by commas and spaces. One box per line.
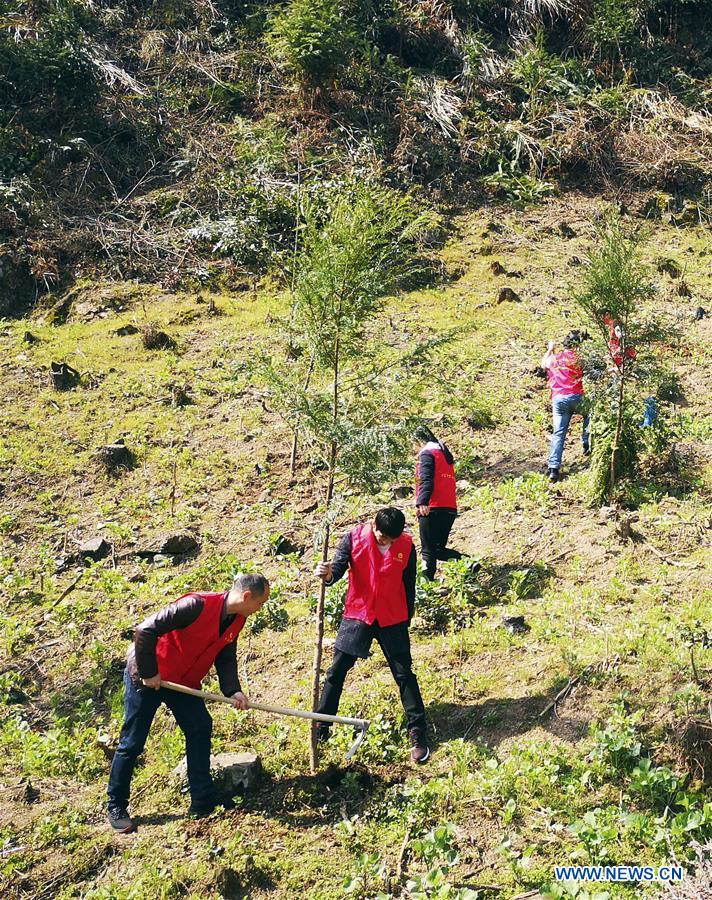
342, 851, 387, 897
481, 162, 554, 207
267, 0, 361, 92
248, 598, 289, 635
407, 823, 478, 899
589, 704, 643, 773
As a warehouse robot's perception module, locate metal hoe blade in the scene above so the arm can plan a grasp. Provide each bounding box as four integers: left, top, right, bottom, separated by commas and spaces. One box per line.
345, 724, 369, 761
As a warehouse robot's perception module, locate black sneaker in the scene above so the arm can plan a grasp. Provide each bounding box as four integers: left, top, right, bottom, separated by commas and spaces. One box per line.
314, 723, 331, 744
409, 728, 430, 764
547, 467, 560, 482
467, 559, 482, 576
108, 806, 136, 833
188, 795, 236, 818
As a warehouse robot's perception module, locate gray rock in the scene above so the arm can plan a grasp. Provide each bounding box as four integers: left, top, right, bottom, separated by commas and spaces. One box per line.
597, 505, 617, 523
270, 535, 304, 557
78, 536, 112, 561
502, 615, 529, 635
152, 554, 173, 567
49, 361, 81, 390
455, 479, 471, 491
173, 752, 261, 795
136, 532, 200, 558
98, 440, 132, 471
392, 484, 413, 499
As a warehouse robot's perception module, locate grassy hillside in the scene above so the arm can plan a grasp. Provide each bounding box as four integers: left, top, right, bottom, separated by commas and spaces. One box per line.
1, 196, 710, 899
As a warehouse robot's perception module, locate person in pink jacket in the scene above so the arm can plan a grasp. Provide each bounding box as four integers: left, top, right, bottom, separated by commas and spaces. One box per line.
542, 332, 590, 482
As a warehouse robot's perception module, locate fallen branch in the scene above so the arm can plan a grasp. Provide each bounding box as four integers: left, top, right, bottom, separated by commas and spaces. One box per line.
539, 665, 595, 719
644, 542, 701, 569
395, 824, 411, 881
51, 572, 84, 608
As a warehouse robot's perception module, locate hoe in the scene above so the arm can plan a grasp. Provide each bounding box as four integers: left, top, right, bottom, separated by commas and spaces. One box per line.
163, 681, 370, 761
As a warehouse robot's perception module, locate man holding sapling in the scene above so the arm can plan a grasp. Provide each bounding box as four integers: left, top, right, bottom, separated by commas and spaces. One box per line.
106, 573, 269, 833
314, 507, 430, 763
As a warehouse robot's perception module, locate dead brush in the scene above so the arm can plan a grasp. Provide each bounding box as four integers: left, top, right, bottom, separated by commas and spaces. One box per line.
662, 842, 712, 898
615, 92, 712, 188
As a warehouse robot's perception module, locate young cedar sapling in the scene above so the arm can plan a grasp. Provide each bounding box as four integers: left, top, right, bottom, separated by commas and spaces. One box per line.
264, 180, 438, 769
573, 213, 673, 504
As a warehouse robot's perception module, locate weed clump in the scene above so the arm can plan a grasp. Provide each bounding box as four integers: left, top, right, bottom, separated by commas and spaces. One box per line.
141, 323, 175, 350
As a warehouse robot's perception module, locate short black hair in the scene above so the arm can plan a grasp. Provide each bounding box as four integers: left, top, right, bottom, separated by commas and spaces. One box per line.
375, 507, 406, 538
413, 425, 436, 444
231, 573, 268, 597
563, 329, 590, 349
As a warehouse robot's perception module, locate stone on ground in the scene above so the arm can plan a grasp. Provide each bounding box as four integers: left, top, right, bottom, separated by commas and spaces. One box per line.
173, 752, 262, 795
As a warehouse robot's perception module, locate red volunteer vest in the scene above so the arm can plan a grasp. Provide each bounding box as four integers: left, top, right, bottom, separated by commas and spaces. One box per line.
416, 447, 457, 509
344, 524, 412, 627
155, 592, 245, 689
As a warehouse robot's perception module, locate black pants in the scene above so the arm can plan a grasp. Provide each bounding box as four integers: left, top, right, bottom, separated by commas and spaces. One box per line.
317, 637, 426, 732
419, 508, 461, 578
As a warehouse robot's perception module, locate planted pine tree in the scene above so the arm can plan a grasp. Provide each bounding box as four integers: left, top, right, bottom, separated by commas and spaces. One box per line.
574, 213, 678, 504
262, 180, 439, 769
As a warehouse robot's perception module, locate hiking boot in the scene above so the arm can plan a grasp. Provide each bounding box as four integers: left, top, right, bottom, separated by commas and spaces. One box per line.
547, 467, 560, 483
188, 795, 236, 818
108, 806, 136, 833
409, 728, 430, 764
315, 723, 331, 744
467, 559, 482, 576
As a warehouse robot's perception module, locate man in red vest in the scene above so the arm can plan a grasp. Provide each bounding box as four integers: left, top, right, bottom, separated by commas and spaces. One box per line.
314, 507, 430, 763
106, 573, 269, 833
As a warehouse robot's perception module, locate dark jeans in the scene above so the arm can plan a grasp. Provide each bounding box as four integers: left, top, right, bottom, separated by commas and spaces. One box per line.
107, 669, 214, 811
419, 508, 461, 578
317, 634, 427, 732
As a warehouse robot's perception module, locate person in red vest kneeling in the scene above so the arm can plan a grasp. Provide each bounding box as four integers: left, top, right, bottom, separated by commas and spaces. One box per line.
106, 573, 269, 833
314, 508, 430, 763
414, 425, 463, 580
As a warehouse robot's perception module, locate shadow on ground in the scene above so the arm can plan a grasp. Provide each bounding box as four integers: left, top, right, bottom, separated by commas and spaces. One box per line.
239, 764, 395, 827
430, 686, 590, 749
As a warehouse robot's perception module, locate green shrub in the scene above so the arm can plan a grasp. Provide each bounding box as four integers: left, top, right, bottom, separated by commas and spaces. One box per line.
248, 597, 289, 635
267, 0, 361, 89
588, 397, 639, 505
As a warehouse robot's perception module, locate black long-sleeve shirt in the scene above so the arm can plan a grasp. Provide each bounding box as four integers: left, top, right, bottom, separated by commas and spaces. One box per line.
327, 530, 417, 620
126, 593, 241, 696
